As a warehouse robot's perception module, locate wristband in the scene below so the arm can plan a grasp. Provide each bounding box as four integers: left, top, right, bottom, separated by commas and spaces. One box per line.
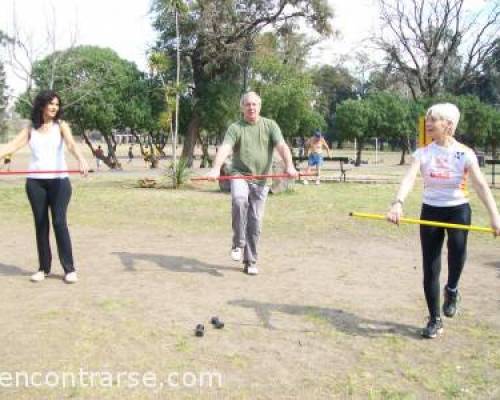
391, 199, 404, 206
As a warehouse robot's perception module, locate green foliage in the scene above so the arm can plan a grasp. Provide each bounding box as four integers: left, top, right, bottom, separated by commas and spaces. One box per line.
251, 45, 326, 138
30, 46, 154, 135
197, 80, 240, 139
336, 99, 370, 142
311, 65, 358, 137
166, 157, 191, 188
151, 0, 333, 160
419, 94, 497, 148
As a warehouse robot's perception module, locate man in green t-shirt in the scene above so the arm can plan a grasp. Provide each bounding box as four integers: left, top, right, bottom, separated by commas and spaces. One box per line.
208, 91, 298, 275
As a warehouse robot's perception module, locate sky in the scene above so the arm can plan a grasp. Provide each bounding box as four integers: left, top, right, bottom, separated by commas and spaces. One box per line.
0, 0, 490, 97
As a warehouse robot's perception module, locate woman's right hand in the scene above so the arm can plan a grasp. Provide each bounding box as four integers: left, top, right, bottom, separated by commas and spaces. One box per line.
387, 203, 403, 225
79, 158, 89, 177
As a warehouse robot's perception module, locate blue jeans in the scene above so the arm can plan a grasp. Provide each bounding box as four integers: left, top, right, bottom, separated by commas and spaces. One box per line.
308, 153, 323, 167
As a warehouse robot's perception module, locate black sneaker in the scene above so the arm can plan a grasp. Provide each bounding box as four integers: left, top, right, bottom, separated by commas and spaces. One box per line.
422, 317, 444, 339
443, 285, 460, 318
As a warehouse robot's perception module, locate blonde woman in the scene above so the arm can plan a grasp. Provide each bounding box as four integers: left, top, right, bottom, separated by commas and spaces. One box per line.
387, 103, 500, 338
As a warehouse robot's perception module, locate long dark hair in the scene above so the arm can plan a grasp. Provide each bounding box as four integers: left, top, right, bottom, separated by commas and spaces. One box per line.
31, 90, 63, 129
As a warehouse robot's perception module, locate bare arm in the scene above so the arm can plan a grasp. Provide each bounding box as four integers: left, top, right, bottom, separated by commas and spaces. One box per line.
0, 128, 30, 159
387, 158, 420, 224
275, 141, 298, 177
469, 160, 500, 235
322, 138, 331, 156
206, 143, 232, 180
60, 121, 89, 175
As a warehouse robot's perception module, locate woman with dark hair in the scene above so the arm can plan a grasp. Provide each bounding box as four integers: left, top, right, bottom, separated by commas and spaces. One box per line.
0, 90, 88, 283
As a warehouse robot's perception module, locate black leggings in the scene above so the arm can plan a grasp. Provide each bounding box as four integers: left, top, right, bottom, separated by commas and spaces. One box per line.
26, 178, 74, 274
420, 203, 471, 319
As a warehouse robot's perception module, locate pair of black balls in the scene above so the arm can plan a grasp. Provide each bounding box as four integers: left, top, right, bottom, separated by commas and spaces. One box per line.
195, 316, 224, 337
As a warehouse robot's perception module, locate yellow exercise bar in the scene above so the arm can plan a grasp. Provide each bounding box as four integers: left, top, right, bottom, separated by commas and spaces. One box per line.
349, 212, 494, 234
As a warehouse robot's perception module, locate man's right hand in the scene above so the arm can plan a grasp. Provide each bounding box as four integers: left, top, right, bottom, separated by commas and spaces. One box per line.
206, 168, 220, 182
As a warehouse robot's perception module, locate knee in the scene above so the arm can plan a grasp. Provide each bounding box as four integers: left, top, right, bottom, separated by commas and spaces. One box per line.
52, 217, 68, 231
232, 196, 248, 209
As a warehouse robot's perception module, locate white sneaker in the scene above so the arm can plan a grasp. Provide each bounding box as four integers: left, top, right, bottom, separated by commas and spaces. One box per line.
30, 271, 47, 282
315, 180, 320, 185
64, 272, 78, 284
302, 180, 309, 185
231, 247, 242, 262
245, 265, 259, 275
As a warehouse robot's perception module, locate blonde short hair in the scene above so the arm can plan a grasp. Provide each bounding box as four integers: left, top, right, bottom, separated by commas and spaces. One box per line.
426, 103, 460, 132
240, 91, 261, 108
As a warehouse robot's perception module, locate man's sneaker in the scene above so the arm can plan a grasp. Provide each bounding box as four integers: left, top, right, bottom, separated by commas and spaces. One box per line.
302, 180, 309, 185
315, 179, 320, 185
421, 317, 443, 339
244, 264, 258, 275
30, 271, 47, 282
231, 247, 242, 262
443, 285, 460, 318
64, 272, 78, 284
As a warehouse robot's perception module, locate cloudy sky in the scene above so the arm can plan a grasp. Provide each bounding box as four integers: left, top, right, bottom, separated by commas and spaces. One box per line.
0, 0, 489, 96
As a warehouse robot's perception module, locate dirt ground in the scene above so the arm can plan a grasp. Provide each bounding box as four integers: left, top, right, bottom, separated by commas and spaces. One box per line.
0, 148, 499, 399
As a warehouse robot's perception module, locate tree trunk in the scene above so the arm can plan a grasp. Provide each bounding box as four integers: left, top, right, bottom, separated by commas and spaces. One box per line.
103, 134, 122, 169
355, 140, 363, 167
197, 130, 212, 168
399, 135, 411, 165
81, 130, 121, 169
181, 111, 201, 167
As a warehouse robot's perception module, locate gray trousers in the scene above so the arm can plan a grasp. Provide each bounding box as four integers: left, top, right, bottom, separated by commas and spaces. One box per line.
231, 179, 269, 265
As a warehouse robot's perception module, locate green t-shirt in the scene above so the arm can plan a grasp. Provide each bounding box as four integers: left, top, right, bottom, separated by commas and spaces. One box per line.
223, 117, 284, 180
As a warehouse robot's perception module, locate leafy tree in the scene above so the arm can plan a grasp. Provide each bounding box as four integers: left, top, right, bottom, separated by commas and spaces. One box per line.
336, 99, 371, 166
26, 46, 153, 168
251, 37, 326, 140
151, 0, 333, 166
419, 94, 493, 150
311, 65, 358, 144
365, 92, 422, 164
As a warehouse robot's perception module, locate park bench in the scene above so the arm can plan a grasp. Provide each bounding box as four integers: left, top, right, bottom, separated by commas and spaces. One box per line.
485, 159, 500, 186
292, 156, 352, 182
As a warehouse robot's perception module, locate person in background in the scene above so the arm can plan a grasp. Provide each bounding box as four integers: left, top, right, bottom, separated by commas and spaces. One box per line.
303, 130, 331, 185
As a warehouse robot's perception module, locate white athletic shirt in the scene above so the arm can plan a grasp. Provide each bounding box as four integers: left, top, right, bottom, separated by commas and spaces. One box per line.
413, 140, 477, 207
28, 122, 69, 179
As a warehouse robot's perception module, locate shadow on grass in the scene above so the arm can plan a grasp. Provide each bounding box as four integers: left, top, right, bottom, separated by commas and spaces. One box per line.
0, 263, 31, 276
228, 299, 420, 339
113, 251, 240, 277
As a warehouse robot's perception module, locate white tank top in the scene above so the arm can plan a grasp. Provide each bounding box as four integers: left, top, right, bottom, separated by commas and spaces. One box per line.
413, 140, 477, 207
28, 122, 69, 179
